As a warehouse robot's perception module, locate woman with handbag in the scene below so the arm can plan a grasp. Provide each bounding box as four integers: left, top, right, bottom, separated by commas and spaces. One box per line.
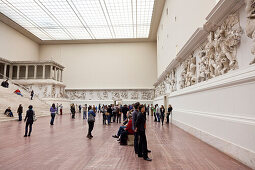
87, 106, 96, 139
24, 105, 35, 137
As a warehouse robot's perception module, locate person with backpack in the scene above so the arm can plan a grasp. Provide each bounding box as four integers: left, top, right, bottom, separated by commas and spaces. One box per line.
24, 105, 35, 137
87, 106, 96, 139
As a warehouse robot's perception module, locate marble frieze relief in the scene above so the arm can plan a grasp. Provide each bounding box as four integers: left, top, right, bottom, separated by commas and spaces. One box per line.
65, 89, 154, 101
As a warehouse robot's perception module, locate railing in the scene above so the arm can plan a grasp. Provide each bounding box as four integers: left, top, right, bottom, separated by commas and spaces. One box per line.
0, 72, 50, 106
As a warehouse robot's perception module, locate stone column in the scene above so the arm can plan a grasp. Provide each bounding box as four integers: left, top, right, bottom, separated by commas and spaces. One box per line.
9, 65, 13, 80
50, 65, 53, 79
42, 65, 45, 79
3, 63, 7, 79
34, 65, 37, 79
17, 65, 20, 79
54, 66, 57, 80
60, 69, 63, 82
25, 65, 28, 79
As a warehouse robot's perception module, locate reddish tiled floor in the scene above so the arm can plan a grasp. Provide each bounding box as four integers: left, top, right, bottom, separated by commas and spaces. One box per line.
0, 113, 251, 170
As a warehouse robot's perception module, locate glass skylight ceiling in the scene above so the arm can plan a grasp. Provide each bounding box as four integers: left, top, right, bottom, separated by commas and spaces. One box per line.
0, 0, 155, 40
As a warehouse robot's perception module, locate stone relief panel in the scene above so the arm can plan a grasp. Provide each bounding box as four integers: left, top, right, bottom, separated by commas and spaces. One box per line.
22, 84, 65, 99
179, 54, 197, 89
65, 89, 154, 101
169, 69, 177, 92
245, 0, 255, 64
197, 14, 242, 82
156, 13, 243, 95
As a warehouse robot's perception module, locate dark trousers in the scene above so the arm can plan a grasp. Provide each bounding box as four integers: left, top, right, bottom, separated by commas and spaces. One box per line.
103, 114, 107, 124
25, 122, 32, 136
88, 122, 94, 136
123, 114, 127, 121
154, 112, 157, 121
166, 112, 170, 123
156, 113, 160, 122
161, 115, 164, 126
117, 126, 126, 137
113, 114, 116, 122
72, 112, 75, 119
107, 115, 111, 124
138, 131, 148, 159
18, 113, 22, 121
117, 115, 121, 123
134, 132, 139, 154
50, 113, 55, 125
31, 95, 33, 100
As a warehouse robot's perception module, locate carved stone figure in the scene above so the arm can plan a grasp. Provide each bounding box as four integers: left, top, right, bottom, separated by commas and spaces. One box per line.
130, 91, 139, 100
169, 69, 177, 92
120, 91, 128, 99
198, 45, 210, 82
245, 0, 255, 64
112, 91, 120, 100
215, 14, 242, 71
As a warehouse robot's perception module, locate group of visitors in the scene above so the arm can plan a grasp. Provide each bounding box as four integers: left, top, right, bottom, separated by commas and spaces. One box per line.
153, 104, 173, 125
111, 102, 152, 161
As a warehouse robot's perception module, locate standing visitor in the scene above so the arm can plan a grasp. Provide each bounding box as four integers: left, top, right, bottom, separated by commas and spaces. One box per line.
30, 90, 34, 100
83, 104, 87, 119
71, 104, 76, 119
102, 105, 107, 125
79, 105, 82, 113
160, 105, 165, 126
112, 105, 117, 122
107, 105, 112, 124
50, 103, 57, 125
156, 104, 160, 122
99, 104, 101, 113
147, 104, 150, 116
87, 106, 96, 139
121, 105, 129, 121
116, 106, 121, 123
17, 104, 23, 121
167, 104, 173, 123
24, 105, 34, 137
136, 105, 152, 161
56, 103, 59, 114
150, 104, 154, 116
132, 102, 140, 155
59, 104, 63, 115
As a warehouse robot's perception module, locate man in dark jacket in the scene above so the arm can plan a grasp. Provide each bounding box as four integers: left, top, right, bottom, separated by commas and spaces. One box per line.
136, 104, 152, 161
17, 104, 23, 121
24, 105, 34, 137
132, 102, 140, 154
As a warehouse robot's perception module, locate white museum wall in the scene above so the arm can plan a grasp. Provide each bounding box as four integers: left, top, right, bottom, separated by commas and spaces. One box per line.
39, 42, 157, 89
0, 21, 39, 61
156, 0, 216, 77
154, 1, 255, 169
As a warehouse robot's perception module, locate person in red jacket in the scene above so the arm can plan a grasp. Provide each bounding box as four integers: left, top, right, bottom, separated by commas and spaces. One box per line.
125, 116, 134, 135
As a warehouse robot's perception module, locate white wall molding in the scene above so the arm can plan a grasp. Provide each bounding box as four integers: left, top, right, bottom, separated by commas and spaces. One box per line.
170, 65, 255, 98
172, 119, 255, 169
204, 0, 244, 31
174, 108, 255, 127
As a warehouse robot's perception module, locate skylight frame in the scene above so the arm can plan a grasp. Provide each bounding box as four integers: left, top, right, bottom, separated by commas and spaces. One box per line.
0, 0, 155, 40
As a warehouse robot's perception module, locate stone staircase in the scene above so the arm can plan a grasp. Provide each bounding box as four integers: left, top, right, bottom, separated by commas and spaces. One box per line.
0, 82, 51, 122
